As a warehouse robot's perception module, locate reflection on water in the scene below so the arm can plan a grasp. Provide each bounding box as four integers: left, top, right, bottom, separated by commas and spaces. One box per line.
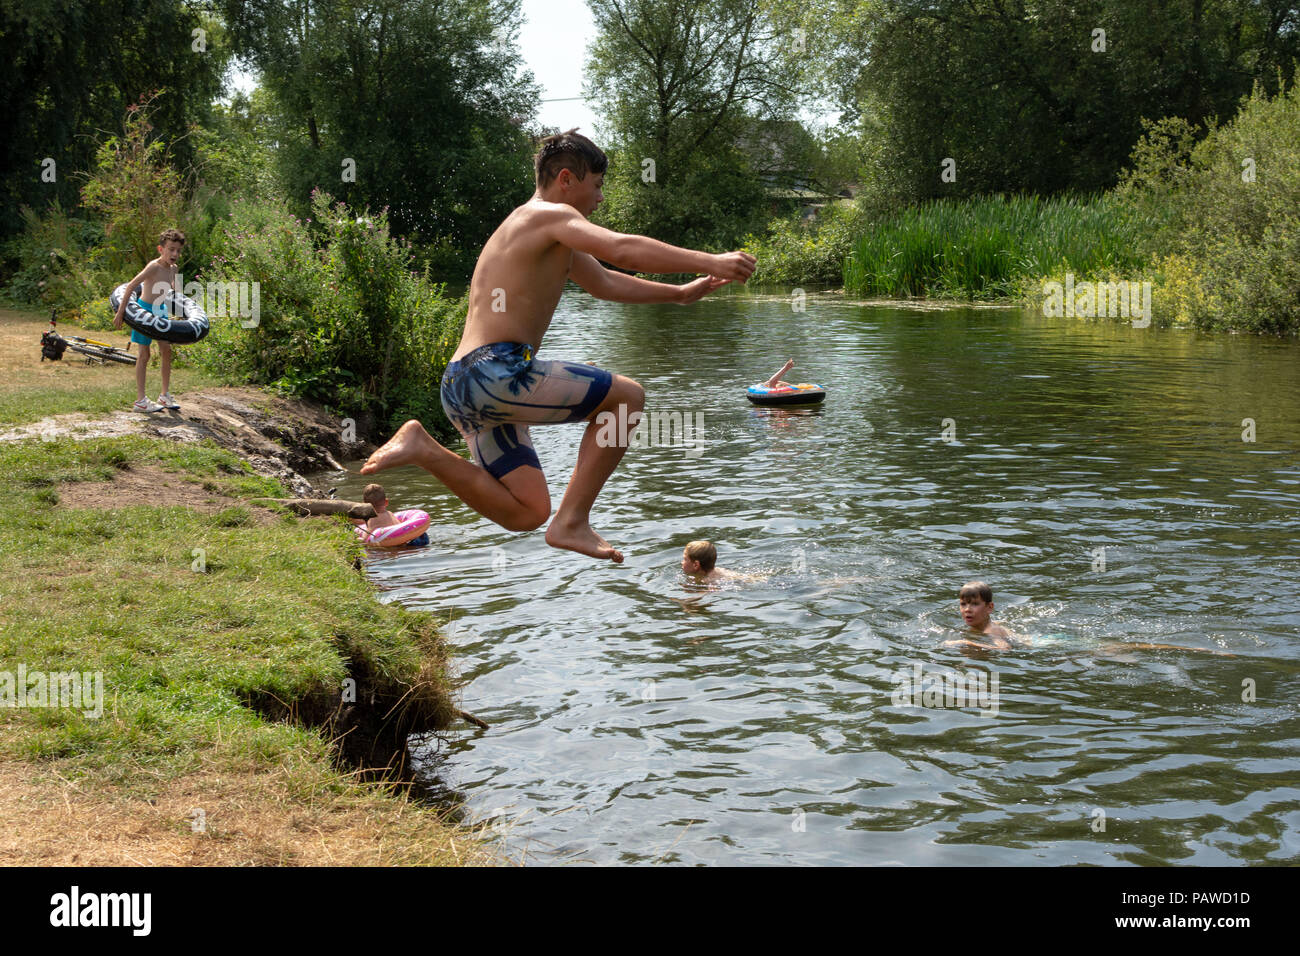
327, 290, 1300, 865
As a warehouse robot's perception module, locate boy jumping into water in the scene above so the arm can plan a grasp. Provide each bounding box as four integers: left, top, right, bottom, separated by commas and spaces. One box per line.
362, 130, 756, 562
112, 228, 186, 413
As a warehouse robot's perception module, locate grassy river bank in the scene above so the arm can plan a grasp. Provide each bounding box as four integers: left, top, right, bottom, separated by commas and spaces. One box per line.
0, 307, 491, 865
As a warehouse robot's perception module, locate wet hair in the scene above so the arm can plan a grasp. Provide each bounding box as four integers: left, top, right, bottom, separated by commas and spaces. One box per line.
534, 129, 607, 189
684, 540, 717, 572
959, 581, 993, 603
361, 483, 387, 506
158, 228, 186, 247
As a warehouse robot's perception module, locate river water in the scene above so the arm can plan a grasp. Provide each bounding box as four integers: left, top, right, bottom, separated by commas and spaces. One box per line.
326, 290, 1300, 865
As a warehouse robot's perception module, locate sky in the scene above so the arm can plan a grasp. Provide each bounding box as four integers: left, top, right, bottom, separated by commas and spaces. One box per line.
519, 0, 603, 137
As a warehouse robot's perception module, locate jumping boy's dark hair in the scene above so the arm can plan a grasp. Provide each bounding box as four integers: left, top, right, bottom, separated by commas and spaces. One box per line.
158, 228, 186, 247
959, 581, 993, 603
534, 129, 607, 189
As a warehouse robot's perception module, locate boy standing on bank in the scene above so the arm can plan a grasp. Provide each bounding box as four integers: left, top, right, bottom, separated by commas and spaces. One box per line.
363, 130, 755, 562
112, 228, 186, 413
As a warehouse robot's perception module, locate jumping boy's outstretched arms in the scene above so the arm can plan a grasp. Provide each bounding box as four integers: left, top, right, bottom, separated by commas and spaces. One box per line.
569, 252, 732, 304
545, 203, 756, 281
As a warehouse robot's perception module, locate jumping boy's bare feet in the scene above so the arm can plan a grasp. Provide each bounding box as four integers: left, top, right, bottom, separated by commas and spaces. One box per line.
545, 515, 623, 563
361, 419, 438, 474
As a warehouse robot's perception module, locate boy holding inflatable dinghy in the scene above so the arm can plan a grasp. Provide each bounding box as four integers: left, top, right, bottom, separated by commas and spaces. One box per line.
112, 228, 186, 414
361, 129, 755, 563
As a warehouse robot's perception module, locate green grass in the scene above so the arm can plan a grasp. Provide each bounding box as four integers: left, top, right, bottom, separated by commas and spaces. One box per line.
842, 193, 1147, 299
3, 434, 279, 496
0, 436, 457, 792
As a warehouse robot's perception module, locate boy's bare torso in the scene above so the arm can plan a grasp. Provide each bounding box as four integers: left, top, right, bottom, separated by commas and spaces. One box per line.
455, 200, 572, 361
365, 512, 398, 531
137, 258, 178, 306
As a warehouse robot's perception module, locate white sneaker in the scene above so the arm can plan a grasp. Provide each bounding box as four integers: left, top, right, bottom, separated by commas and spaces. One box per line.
133, 397, 164, 413
158, 392, 180, 410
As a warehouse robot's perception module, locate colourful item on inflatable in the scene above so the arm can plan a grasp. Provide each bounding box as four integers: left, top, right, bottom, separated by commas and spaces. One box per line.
745, 382, 827, 406
356, 509, 431, 547
109, 283, 209, 345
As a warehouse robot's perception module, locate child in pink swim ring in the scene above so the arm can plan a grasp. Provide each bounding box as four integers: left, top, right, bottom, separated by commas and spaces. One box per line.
354, 483, 430, 547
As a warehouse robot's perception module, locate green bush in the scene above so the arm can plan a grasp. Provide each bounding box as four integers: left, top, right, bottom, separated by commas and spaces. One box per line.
744, 199, 869, 286
2, 202, 104, 314
80, 97, 191, 279
1118, 81, 1300, 334
3, 97, 213, 325
197, 191, 466, 437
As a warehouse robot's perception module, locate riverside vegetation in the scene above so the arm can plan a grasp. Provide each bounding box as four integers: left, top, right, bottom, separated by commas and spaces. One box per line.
5, 98, 469, 441
745, 82, 1300, 335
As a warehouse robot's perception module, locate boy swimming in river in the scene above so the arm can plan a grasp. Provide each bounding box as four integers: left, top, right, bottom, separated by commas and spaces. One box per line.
353, 483, 429, 547
361, 130, 755, 562
944, 581, 1022, 651
681, 540, 748, 585
943, 580, 1235, 657
764, 359, 796, 389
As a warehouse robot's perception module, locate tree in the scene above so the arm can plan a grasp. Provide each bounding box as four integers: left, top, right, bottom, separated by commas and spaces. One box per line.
220, 0, 541, 249
585, 0, 812, 248
0, 0, 228, 241
786, 0, 1300, 202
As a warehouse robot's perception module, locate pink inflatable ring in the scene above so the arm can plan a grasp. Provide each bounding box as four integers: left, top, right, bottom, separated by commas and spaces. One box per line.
356, 509, 431, 548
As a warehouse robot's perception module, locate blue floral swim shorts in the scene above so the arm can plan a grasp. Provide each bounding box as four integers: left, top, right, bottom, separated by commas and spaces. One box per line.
439, 342, 613, 479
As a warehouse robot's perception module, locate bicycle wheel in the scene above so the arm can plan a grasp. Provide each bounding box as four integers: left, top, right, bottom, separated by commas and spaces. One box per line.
91, 346, 136, 366
63, 343, 101, 363
67, 343, 136, 366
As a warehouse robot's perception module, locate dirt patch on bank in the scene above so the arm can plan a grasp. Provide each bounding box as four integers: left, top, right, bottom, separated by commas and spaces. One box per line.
55, 463, 282, 523
1, 385, 376, 497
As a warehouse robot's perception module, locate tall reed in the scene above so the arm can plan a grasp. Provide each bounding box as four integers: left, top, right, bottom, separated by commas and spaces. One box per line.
842, 194, 1145, 298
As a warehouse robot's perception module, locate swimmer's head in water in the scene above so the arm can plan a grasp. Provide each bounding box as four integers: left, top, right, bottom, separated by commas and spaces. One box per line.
959, 580, 994, 628
362, 483, 388, 509
683, 540, 717, 575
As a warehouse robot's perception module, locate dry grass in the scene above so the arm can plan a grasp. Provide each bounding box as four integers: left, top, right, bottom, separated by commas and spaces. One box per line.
0, 306, 223, 426
54, 463, 283, 522
0, 761, 498, 866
